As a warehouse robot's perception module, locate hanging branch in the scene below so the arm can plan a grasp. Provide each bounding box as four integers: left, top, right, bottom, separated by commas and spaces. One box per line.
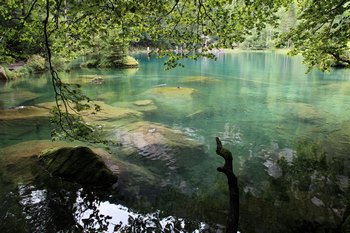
216, 137, 239, 233
44, 0, 74, 138
43, 0, 107, 144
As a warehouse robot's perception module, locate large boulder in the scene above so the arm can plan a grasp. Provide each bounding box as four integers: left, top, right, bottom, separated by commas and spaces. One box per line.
0, 140, 82, 184
39, 146, 118, 187
0, 140, 159, 193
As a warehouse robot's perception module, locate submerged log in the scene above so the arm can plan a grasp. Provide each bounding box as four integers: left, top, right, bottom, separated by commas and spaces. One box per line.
216, 137, 239, 233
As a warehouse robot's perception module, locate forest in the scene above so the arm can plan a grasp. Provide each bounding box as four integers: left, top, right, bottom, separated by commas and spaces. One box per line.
0, 0, 350, 232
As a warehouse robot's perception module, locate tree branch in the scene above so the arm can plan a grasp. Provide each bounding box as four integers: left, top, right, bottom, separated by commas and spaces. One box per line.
216, 137, 239, 233
330, 52, 350, 65
23, 0, 38, 21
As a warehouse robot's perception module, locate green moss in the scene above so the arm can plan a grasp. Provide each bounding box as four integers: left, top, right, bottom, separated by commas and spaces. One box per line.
80, 59, 99, 68
98, 56, 114, 68
120, 56, 139, 67
52, 56, 68, 71
21, 54, 46, 73
98, 55, 139, 68
3, 67, 21, 79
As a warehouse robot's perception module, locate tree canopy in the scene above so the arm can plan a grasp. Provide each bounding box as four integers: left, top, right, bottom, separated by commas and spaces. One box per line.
1, 0, 349, 141
1, 0, 349, 69
279, 0, 350, 71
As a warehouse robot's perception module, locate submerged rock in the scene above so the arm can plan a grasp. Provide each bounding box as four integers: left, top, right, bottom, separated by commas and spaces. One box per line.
268, 102, 327, 123
278, 148, 295, 163
145, 87, 197, 117
130, 99, 158, 113
36, 101, 143, 123
0, 91, 40, 109
39, 146, 118, 188
133, 99, 153, 106
180, 76, 219, 84
0, 105, 50, 120
111, 121, 203, 172
148, 86, 196, 97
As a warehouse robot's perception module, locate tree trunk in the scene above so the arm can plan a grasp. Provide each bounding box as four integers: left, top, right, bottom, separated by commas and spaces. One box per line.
216, 137, 239, 233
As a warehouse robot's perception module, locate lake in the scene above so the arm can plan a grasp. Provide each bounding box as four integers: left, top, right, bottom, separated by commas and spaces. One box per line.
0, 51, 349, 232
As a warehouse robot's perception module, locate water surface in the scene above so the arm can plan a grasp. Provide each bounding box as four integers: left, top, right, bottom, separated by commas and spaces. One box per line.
0, 51, 349, 232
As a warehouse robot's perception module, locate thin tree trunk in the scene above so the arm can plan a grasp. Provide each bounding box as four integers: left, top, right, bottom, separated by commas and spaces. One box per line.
216, 137, 239, 233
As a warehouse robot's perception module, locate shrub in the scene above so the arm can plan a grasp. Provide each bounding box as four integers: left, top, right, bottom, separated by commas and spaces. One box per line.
23, 54, 46, 73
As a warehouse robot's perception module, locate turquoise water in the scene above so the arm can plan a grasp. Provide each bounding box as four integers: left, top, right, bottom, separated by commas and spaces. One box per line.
1, 51, 350, 232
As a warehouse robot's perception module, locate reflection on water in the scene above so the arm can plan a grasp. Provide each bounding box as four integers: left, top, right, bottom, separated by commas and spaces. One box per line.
0, 51, 350, 232
74, 189, 209, 232
14, 183, 216, 233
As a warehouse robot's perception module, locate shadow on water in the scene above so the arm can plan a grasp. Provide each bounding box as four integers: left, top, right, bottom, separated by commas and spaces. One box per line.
0, 140, 348, 233
0, 170, 220, 232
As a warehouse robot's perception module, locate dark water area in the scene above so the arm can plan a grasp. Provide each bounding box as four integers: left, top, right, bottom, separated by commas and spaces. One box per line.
0, 51, 349, 232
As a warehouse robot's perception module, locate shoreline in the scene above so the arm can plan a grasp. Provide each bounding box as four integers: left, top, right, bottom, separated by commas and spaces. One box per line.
130, 47, 292, 55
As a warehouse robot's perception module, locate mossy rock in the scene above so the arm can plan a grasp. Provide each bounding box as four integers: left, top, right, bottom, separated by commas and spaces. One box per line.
36, 101, 143, 123
119, 56, 139, 68
97, 55, 139, 68
0, 140, 82, 184
39, 146, 118, 187
20, 54, 46, 73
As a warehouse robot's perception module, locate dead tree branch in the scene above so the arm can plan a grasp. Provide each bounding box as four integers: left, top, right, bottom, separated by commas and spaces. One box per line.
216, 137, 239, 233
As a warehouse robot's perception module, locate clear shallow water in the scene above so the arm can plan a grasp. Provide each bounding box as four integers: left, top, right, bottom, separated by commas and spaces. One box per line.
0, 51, 350, 232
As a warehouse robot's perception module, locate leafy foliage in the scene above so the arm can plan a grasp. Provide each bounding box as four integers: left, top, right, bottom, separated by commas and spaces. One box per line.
279, 0, 350, 71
